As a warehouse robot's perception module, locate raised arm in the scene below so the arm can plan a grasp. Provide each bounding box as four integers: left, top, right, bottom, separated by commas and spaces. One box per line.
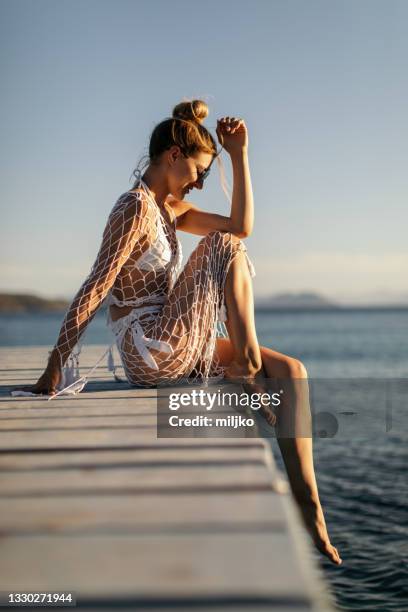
22, 191, 149, 395
174, 117, 254, 238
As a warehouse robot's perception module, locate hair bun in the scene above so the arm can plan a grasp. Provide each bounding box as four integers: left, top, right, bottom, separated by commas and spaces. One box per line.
172, 99, 209, 125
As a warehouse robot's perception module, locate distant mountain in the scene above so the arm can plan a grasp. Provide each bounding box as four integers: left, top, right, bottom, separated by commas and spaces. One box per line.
0, 293, 70, 313
1, 290, 405, 315
337, 290, 408, 307
255, 292, 340, 309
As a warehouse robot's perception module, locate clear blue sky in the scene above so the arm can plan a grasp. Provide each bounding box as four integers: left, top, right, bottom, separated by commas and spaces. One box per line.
1, 0, 407, 304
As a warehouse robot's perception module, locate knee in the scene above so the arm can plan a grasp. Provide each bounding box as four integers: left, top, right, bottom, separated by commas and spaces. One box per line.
202, 230, 243, 249
287, 358, 308, 379
278, 356, 308, 379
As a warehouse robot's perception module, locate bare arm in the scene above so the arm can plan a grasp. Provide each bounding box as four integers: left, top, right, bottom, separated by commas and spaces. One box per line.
229, 146, 254, 237
21, 192, 149, 395
51, 193, 149, 366
174, 118, 254, 238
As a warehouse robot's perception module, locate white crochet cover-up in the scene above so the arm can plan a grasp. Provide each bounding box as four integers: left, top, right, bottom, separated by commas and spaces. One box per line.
40, 178, 256, 398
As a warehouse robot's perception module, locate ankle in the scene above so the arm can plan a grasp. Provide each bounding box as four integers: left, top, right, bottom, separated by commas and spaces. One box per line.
236, 351, 262, 376
229, 358, 262, 379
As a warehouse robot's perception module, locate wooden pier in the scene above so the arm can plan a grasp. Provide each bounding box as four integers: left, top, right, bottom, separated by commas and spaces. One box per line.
0, 345, 334, 610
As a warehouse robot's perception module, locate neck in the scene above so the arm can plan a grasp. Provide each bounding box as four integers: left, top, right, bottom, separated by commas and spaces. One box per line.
141, 165, 169, 207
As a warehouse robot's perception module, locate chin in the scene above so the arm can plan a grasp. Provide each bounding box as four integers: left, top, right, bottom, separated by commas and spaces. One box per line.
170, 186, 185, 200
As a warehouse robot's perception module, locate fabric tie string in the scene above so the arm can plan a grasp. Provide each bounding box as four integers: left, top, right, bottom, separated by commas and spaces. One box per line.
110, 303, 173, 372
130, 318, 173, 371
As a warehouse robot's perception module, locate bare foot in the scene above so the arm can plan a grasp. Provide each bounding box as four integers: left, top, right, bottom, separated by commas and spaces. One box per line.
300, 500, 342, 565
225, 362, 277, 427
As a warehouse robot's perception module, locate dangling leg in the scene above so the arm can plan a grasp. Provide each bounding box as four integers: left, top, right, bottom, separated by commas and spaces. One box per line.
214, 338, 342, 566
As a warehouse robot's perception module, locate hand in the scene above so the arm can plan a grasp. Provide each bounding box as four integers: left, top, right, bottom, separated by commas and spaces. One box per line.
216, 116, 248, 155
13, 363, 62, 397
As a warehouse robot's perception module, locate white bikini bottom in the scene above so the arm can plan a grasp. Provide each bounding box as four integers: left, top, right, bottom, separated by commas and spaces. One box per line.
108, 304, 173, 372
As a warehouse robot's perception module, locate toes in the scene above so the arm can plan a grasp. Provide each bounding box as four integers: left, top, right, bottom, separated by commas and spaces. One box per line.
324, 544, 342, 565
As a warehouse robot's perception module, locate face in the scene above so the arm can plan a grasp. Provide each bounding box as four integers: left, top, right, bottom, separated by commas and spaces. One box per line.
167, 147, 214, 200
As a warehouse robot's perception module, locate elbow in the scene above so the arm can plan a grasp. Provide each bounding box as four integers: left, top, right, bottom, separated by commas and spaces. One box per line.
232, 226, 252, 239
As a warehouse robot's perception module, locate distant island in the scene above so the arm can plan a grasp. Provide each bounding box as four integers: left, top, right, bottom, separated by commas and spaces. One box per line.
0, 291, 406, 314
1, 291, 338, 314
255, 291, 341, 310
0, 293, 70, 314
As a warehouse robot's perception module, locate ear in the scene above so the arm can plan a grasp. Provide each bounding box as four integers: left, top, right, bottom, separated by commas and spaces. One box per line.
168, 145, 182, 165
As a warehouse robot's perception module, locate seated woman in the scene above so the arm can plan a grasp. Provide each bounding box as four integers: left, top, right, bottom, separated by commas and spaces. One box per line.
20, 99, 342, 565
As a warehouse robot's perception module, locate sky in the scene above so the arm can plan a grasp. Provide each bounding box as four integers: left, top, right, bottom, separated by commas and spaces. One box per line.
1, 0, 407, 305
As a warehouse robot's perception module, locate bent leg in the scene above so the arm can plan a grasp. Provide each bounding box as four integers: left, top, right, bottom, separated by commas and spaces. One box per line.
223, 248, 262, 376
138, 231, 256, 384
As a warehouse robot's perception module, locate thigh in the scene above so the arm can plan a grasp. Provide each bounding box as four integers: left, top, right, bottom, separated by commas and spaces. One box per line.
149, 231, 241, 344
140, 232, 250, 381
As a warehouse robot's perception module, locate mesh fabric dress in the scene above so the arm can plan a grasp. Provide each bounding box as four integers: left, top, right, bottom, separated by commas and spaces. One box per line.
52, 178, 256, 395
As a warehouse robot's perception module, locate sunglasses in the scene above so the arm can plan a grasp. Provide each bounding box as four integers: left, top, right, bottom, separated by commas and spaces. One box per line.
196, 165, 211, 183
192, 145, 224, 184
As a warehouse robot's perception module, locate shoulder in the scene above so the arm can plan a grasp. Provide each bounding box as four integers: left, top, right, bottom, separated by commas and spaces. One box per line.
165, 195, 196, 220
104, 190, 157, 239
111, 189, 155, 220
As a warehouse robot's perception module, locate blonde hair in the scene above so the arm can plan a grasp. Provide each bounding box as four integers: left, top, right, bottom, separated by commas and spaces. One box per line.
130, 99, 231, 202
131, 99, 217, 183
170, 99, 216, 156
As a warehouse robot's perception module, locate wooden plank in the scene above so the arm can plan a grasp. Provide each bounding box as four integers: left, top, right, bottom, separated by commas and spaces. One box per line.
0, 464, 274, 497
0, 404, 236, 417
59, 608, 310, 611
0, 491, 287, 534
0, 429, 263, 450
0, 415, 157, 430
0, 367, 124, 386
0, 411, 249, 430
0, 382, 147, 397
44, 608, 309, 611
0, 397, 158, 410
0, 446, 268, 470
0, 533, 313, 605
0, 435, 267, 451
0, 407, 157, 418
0, 345, 114, 369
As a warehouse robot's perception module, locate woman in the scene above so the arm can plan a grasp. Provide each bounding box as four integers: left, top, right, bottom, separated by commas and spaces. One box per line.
20, 99, 342, 565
